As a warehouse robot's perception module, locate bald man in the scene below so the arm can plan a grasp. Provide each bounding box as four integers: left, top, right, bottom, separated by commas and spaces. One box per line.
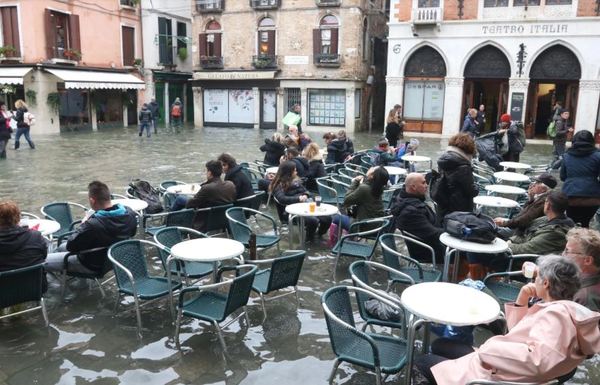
391, 173, 445, 262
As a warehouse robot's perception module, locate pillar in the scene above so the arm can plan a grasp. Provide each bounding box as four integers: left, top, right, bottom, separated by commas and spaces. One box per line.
276, 87, 284, 131
193, 86, 203, 128
252, 87, 260, 129
24, 70, 60, 134
442, 77, 464, 136
346, 87, 355, 133
575, 80, 600, 135
385, 76, 403, 136
164, 81, 170, 126
300, 87, 307, 131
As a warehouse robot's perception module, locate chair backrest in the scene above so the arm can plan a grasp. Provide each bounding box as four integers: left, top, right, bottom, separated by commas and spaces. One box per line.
379, 233, 403, 271
163, 192, 178, 211
348, 261, 374, 322
330, 177, 350, 197
108, 240, 151, 286
234, 192, 264, 212
165, 208, 195, 228
41, 202, 74, 235
195, 203, 234, 234
223, 265, 258, 318
154, 227, 207, 270
159, 180, 186, 193
0, 264, 45, 309
266, 251, 306, 291
226, 207, 251, 243
316, 177, 339, 204
20, 211, 40, 220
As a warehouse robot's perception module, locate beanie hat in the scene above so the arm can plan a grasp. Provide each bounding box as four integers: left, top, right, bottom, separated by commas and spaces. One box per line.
500, 114, 512, 123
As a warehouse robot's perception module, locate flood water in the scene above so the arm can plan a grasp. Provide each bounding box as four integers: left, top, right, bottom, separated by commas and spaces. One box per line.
0, 125, 596, 385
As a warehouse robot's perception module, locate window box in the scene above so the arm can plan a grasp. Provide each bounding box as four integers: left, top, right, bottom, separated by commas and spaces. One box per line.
250, 0, 280, 9
200, 56, 224, 69
316, 0, 341, 6
196, 0, 224, 13
314, 53, 341, 67
252, 54, 277, 69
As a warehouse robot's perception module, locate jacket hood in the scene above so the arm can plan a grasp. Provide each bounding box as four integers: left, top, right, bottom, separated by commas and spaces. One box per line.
329, 139, 347, 151
391, 189, 427, 216
226, 164, 244, 177
0, 226, 32, 253
542, 301, 600, 355
438, 150, 471, 171
547, 215, 576, 229
264, 138, 285, 150
568, 138, 598, 157
294, 156, 310, 169
89, 205, 137, 233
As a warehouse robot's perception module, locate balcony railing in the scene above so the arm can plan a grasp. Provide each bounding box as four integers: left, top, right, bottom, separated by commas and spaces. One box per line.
252, 55, 278, 69
120, 0, 137, 7
200, 56, 224, 69
250, 0, 280, 9
196, 0, 224, 13
412, 7, 443, 25
314, 53, 341, 67
316, 0, 341, 6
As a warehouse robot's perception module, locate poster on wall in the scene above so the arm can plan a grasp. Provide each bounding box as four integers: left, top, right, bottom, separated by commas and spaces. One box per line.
423, 82, 444, 120
510, 92, 524, 122
203, 89, 229, 123
403, 81, 423, 120
262, 90, 276, 123
228, 89, 254, 124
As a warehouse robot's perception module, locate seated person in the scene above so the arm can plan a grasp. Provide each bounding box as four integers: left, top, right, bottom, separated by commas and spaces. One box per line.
0, 200, 47, 272
391, 173, 445, 262
285, 125, 311, 151
303, 142, 326, 193
45, 181, 138, 274
414, 254, 600, 385
270, 160, 331, 240
217, 153, 254, 200
494, 173, 556, 236
563, 228, 600, 311
257, 146, 310, 193
326, 130, 354, 164
370, 137, 398, 166
260, 132, 286, 167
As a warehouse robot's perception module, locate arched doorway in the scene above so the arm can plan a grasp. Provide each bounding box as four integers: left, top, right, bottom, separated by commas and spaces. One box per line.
526, 45, 581, 137
462, 45, 510, 133
402, 46, 446, 133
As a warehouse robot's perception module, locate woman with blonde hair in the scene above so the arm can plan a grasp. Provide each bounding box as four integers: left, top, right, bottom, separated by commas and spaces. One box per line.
385, 104, 404, 147
14, 99, 35, 150
303, 142, 326, 192
260, 131, 286, 166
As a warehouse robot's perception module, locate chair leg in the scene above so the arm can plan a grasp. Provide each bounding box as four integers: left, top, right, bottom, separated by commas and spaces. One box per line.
113, 292, 121, 314
375, 367, 382, 385
213, 320, 228, 353
95, 278, 106, 297
133, 296, 143, 338
174, 307, 182, 347
328, 358, 341, 384
40, 298, 49, 327
60, 270, 68, 301
243, 306, 250, 325
259, 294, 267, 320
294, 286, 300, 306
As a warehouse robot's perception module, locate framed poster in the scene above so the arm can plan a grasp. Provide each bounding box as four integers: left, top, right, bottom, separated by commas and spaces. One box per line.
203, 89, 229, 123
228, 89, 254, 124
510, 92, 524, 122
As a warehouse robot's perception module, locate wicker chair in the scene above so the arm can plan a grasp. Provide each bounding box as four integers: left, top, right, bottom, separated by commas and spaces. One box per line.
40, 201, 88, 238
0, 264, 49, 327
143, 208, 195, 237
226, 207, 280, 255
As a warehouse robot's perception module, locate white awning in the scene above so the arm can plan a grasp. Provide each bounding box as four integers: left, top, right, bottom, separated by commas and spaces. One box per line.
0, 67, 32, 85
45, 68, 145, 90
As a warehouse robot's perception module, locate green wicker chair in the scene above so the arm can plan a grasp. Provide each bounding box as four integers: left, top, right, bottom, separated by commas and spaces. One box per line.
322, 285, 408, 385
0, 264, 49, 327
330, 175, 352, 200
40, 201, 88, 238
175, 264, 257, 351
240, 167, 263, 193
108, 239, 182, 337
249, 250, 306, 318
194, 203, 233, 236
316, 177, 340, 206
20, 211, 40, 220
234, 191, 265, 212
60, 246, 113, 300
483, 271, 526, 305
158, 180, 187, 194
153, 226, 213, 282
226, 207, 280, 255
143, 208, 195, 237
379, 233, 442, 289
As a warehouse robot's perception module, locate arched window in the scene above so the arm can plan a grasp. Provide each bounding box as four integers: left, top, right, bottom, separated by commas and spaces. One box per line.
257, 17, 275, 57
199, 21, 222, 68
403, 46, 446, 122
313, 15, 340, 65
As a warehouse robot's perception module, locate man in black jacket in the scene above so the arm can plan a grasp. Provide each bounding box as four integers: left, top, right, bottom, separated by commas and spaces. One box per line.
391, 173, 445, 262
218, 153, 254, 200
45, 181, 138, 274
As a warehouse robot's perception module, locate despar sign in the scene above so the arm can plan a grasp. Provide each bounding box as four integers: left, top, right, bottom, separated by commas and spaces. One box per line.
482, 24, 568, 34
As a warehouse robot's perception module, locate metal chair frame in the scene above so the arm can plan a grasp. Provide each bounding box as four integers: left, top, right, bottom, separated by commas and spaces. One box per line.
40, 201, 88, 238
225, 207, 281, 255
20, 211, 40, 220
142, 208, 195, 236
60, 246, 112, 300
0, 264, 49, 327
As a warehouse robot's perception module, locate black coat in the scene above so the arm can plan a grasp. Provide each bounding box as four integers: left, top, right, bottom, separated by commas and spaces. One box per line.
260, 139, 286, 166
385, 123, 402, 147
186, 178, 236, 232
326, 138, 355, 164
436, 149, 479, 218
0, 112, 11, 140
306, 159, 326, 192
0, 226, 47, 272
14, 107, 28, 128
225, 165, 254, 200
148, 101, 160, 118
291, 157, 310, 178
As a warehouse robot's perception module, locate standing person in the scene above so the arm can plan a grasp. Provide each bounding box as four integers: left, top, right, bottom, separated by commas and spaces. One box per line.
0, 102, 12, 159
218, 153, 254, 200
476, 104, 486, 131
553, 109, 573, 161
552, 100, 563, 122
461, 108, 479, 138
148, 98, 160, 134
170, 97, 183, 131
13, 99, 34, 150
497, 113, 525, 162
138, 103, 153, 138
560, 130, 600, 227
385, 104, 404, 147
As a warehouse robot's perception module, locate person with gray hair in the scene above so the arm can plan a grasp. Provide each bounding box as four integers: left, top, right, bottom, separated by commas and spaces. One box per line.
564, 228, 600, 311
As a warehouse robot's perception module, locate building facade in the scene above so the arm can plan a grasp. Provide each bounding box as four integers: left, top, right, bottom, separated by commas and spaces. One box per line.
190, 0, 388, 133
0, 0, 144, 134
141, 0, 194, 126
387, 0, 600, 140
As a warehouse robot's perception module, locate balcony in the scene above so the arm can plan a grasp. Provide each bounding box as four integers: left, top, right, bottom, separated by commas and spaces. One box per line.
412, 7, 443, 25
120, 0, 138, 7
314, 53, 341, 67
316, 0, 341, 6
250, 0, 280, 9
200, 56, 224, 69
196, 0, 224, 13
252, 55, 278, 69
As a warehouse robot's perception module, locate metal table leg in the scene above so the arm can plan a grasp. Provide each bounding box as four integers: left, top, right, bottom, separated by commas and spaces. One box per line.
404, 315, 427, 385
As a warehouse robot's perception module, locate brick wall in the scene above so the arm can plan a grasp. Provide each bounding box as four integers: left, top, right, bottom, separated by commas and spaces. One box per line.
576, 0, 599, 16
394, 0, 412, 21
444, 0, 479, 20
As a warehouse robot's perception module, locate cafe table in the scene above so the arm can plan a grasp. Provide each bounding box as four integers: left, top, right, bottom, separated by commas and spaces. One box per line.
19, 218, 60, 236
166, 183, 201, 196
484, 184, 527, 196
285, 202, 338, 249
474, 195, 520, 209
493, 171, 530, 184
384, 166, 407, 176
111, 198, 149, 212
401, 282, 501, 385
401, 154, 433, 170
499, 161, 532, 172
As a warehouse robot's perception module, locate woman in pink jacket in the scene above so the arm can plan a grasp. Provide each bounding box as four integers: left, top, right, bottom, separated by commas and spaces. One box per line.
414, 254, 600, 385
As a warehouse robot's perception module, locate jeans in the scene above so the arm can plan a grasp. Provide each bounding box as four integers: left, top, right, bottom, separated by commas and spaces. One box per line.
332, 214, 352, 231
171, 116, 182, 130
139, 122, 151, 137
553, 140, 566, 159
171, 195, 189, 211
45, 252, 97, 275
152, 118, 159, 133
14, 126, 34, 149
0, 138, 7, 158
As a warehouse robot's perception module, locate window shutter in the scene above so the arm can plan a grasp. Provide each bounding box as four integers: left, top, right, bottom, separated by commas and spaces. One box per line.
44, 9, 56, 58
199, 33, 207, 57
68, 14, 81, 53
267, 30, 275, 56
330, 28, 339, 55
122, 26, 135, 66
214, 33, 222, 57
1, 7, 20, 56
312, 29, 321, 56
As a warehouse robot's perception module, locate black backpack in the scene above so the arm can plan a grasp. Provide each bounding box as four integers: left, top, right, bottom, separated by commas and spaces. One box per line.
427, 170, 449, 209
129, 179, 163, 214
443, 211, 497, 244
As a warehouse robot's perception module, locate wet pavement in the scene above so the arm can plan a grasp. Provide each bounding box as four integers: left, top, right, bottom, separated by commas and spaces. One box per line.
0, 125, 596, 385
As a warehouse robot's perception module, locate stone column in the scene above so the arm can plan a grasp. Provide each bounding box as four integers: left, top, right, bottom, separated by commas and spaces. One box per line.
575, 80, 600, 135
90, 91, 97, 131
300, 87, 307, 131
164, 82, 170, 126
252, 87, 260, 129
508, 78, 529, 124
24, 70, 60, 134
385, 76, 403, 135
276, 87, 284, 131
122, 100, 128, 128
346, 87, 355, 133
442, 77, 464, 136
193, 86, 203, 128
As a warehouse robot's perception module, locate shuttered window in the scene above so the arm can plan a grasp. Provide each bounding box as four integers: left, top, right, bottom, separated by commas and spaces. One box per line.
122, 26, 135, 66
44, 9, 81, 60
0, 6, 20, 56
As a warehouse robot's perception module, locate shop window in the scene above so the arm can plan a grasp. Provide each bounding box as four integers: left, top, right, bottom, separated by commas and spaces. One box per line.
0, 6, 21, 57
44, 9, 81, 60
545, 0, 572, 4
313, 15, 340, 66
403, 80, 445, 121
308, 89, 345, 126
514, 0, 541, 5
95, 90, 124, 129
199, 21, 223, 69
177, 22, 187, 53
483, 0, 508, 7
418, 0, 440, 6
59, 89, 91, 130
158, 17, 173, 65
122, 26, 135, 66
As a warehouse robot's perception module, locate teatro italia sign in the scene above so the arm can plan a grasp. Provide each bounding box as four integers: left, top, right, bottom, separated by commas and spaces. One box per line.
481, 23, 568, 35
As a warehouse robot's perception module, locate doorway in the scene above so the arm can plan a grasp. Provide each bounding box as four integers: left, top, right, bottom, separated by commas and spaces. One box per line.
462, 79, 508, 134
260, 89, 276, 129
526, 81, 578, 137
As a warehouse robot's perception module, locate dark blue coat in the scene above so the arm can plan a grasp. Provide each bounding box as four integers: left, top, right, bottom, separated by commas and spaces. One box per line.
560, 148, 600, 198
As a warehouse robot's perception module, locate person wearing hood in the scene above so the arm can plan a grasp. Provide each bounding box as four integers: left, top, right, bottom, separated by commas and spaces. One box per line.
148, 98, 160, 134
497, 113, 525, 162
560, 130, 600, 227
0, 200, 47, 273
45, 181, 138, 275
138, 103, 153, 137
326, 129, 354, 164
302, 142, 326, 193
218, 153, 254, 200
260, 132, 286, 166
170, 97, 183, 131
414, 254, 600, 385
434, 133, 479, 220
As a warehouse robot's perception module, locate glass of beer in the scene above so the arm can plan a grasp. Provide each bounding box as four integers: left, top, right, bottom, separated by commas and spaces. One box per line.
309, 201, 316, 213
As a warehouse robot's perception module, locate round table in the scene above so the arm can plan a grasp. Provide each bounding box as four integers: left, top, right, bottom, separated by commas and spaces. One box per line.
112, 198, 149, 212
19, 219, 60, 236
285, 202, 338, 248
474, 195, 520, 209
166, 183, 201, 196
401, 155, 431, 163
384, 166, 407, 176
170, 238, 246, 281
494, 171, 530, 183
485, 184, 527, 196
500, 161, 531, 171
266, 167, 279, 175
439, 232, 509, 282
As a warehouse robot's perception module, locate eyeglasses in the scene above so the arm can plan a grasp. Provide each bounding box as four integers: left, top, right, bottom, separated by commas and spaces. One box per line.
562, 250, 587, 257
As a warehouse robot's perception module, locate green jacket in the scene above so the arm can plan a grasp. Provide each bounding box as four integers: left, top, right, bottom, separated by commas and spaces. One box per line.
508, 215, 575, 255
343, 180, 384, 222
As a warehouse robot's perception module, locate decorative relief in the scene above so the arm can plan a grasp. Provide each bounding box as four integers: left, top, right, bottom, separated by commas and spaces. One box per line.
464, 45, 511, 79
530, 45, 581, 80
289, 39, 303, 51
509, 78, 529, 89
445, 77, 464, 87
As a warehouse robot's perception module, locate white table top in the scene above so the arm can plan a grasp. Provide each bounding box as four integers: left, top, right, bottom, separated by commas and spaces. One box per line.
19, 218, 60, 236
266, 167, 279, 175
500, 161, 532, 170
112, 198, 149, 212
439, 232, 509, 254
401, 155, 431, 162
494, 171, 530, 183
285, 202, 338, 217
384, 166, 407, 176
401, 282, 501, 326
166, 183, 201, 196
170, 238, 245, 262
485, 184, 527, 195
474, 195, 520, 208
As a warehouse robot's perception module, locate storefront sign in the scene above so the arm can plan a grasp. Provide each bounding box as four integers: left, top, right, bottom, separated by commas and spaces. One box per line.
510, 92, 524, 122
284, 56, 309, 65
194, 71, 276, 80
482, 23, 568, 35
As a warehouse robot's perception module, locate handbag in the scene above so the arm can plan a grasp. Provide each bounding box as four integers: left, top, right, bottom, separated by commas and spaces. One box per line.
443, 211, 497, 244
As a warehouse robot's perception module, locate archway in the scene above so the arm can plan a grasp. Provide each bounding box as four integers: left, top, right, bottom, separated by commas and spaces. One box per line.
462, 45, 511, 133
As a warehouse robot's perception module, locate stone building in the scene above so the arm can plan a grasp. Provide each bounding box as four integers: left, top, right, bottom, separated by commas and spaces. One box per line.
387, 0, 600, 140
190, 0, 388, 133
0, 0, 144, 134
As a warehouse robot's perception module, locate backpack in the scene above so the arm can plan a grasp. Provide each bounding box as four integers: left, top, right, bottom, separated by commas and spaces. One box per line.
171, 104, 181, 117
128, 179, 163, 214
24, 112, 35, 126
443, 211, 497, 244
547, 120, 557, 139
427, 169, 449, 209
514, 121, 526, 148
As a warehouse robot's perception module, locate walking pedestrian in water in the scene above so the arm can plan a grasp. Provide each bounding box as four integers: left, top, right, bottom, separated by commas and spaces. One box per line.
138, 103, 153, 138
385, 104, 404, 147
148, 98, 160, 134
553, 108, 573, 161
0, 102, 13, 159
170, 97, 183, 131
13, 99, 35, 150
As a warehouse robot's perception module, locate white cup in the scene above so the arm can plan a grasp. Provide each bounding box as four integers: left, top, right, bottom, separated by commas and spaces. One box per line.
523, 262, 536, 279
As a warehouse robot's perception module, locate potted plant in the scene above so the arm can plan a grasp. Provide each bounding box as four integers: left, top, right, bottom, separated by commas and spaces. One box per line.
47, 92, 61, 114
133, 58, 143, 67
0, 45, 17, 58
63, 49, 82, 61
177, 47, 188, 61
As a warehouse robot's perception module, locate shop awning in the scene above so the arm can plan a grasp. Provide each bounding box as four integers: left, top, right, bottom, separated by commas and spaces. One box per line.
45, 68, 145, 90
0, 67, 32, 85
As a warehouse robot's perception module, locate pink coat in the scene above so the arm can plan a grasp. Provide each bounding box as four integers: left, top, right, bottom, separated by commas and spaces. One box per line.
431, 300, 600, 385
